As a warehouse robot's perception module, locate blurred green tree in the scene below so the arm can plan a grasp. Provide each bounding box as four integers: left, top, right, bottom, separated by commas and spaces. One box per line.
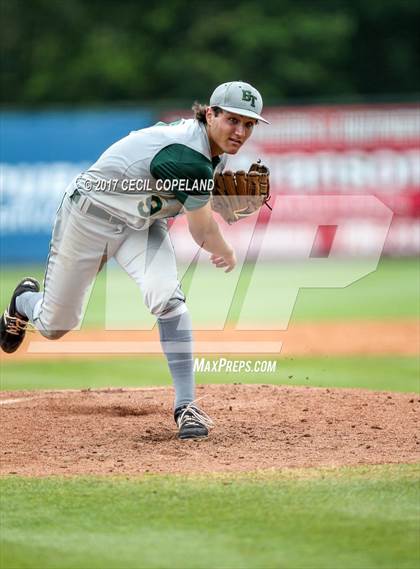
1, 0, 418, 105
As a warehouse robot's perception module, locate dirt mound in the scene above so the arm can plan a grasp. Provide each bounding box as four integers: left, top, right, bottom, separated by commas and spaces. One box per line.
1, 385, 418, 476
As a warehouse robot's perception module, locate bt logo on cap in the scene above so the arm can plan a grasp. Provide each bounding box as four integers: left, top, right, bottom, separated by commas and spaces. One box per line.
210, 81, 270, 124
241, 89, 258, 108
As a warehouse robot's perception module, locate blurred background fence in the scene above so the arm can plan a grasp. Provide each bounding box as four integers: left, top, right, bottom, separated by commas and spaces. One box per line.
1, 103, 419, 263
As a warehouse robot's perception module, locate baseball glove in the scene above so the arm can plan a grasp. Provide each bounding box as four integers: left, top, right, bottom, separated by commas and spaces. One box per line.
211, 161, 271, 224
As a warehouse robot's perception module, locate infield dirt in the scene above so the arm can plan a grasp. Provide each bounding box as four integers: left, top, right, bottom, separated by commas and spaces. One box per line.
0, 318, 418, 361
1, 384, 418, 476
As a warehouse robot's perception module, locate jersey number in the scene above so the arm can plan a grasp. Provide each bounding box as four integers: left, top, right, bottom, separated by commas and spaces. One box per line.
138, 195, 163, 218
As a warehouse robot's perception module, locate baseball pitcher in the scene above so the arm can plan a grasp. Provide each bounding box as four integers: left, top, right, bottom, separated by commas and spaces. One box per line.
0, 81, 270, 439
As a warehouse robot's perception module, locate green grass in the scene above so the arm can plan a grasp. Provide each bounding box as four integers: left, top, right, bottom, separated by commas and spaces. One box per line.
1, 356, 418, 393
1, 465, 419, 569
1, 258, 418, 327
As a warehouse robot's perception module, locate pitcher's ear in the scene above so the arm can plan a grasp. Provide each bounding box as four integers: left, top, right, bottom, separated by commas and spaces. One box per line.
206, 107, 214, 125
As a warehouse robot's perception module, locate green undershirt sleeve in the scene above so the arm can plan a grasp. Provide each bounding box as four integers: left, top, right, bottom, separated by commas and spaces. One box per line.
150, 144, 213, 211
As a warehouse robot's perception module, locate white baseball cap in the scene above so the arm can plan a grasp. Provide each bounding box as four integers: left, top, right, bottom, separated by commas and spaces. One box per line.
210, 81, 269, 124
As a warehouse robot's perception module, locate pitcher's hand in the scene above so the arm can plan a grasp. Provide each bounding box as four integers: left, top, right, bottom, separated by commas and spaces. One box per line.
210, 250, 237, 273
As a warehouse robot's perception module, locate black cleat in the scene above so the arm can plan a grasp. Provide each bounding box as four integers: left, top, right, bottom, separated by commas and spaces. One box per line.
0, 277, 40, 354
175, 403, 213, 440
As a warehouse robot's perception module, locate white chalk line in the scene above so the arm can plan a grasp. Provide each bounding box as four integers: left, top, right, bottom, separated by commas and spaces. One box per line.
0, 386, 172, 406
0, 397, 39, 406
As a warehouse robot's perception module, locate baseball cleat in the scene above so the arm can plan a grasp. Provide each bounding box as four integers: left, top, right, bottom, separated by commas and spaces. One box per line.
0, 277, 40, 354
175, 403, 213, 440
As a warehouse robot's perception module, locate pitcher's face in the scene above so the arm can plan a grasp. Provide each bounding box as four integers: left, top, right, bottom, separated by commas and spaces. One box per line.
206, 109, 257, 156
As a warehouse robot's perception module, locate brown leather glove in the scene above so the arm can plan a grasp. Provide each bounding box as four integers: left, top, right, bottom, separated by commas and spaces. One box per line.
211, 161, 271, 224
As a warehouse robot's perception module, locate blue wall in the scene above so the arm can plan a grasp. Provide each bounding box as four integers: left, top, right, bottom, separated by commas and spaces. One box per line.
1, 109, 154, 263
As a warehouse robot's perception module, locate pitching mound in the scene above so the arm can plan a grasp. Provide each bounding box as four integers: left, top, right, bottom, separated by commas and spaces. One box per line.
1, 385, 418, 476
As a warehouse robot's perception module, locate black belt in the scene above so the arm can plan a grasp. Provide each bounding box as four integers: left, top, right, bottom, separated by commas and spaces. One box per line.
71, 190, 123, 224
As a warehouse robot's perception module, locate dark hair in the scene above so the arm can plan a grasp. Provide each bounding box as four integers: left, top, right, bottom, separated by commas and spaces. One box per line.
192, 102, 223, 124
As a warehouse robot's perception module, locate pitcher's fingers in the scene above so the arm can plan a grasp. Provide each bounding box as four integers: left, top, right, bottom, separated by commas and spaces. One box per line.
211, 256, 224, 264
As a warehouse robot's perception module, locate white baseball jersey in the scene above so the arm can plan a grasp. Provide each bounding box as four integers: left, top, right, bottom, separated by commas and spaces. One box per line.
69, 118, 227, 229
